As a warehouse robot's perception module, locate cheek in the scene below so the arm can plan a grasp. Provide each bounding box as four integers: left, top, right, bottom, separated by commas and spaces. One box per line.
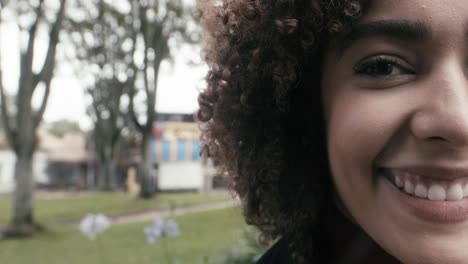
324, 88, 410, 199
326, 90, 394, 168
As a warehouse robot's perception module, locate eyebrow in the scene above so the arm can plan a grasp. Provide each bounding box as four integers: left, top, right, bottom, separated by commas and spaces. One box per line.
335, 19, 431, 53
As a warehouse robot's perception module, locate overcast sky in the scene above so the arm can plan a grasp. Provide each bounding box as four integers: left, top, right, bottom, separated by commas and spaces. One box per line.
0, 7, 206, 131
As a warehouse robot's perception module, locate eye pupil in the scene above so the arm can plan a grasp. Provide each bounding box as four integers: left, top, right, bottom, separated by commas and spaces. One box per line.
368, 63, 393, 75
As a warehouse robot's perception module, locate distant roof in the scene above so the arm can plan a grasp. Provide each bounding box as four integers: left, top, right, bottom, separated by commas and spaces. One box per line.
39, 132, 88, 162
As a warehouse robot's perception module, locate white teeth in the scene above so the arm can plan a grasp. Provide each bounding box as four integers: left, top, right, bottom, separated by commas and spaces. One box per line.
395, 175, 403, 188
386, 170, 468, 201
428, 184, 446, 201
446, 184, 464, 201
464, 184, 468, 197
414, 184, 428, 198
404, 181, 414, 194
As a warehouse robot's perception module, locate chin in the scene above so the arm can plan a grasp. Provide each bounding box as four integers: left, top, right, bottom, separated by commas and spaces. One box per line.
385, 237, 468, 264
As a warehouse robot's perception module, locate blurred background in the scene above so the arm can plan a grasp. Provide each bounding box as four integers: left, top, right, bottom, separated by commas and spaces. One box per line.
0, 0, 264, 263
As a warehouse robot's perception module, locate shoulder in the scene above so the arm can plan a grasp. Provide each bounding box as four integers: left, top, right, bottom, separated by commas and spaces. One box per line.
255, 238, 295, 264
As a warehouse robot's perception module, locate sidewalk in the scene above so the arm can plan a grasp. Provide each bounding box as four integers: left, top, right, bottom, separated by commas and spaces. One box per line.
49, 198, 241, 227
112, 199, 240, 225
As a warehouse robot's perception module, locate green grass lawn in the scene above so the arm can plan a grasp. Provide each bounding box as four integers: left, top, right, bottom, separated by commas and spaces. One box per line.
0, 191, 232, 225
0, 207, 248, 264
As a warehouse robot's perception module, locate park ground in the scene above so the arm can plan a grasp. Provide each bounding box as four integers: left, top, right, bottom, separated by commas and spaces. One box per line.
0, 191, 253, 264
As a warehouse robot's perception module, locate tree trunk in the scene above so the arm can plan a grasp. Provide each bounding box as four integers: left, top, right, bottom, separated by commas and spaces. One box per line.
3, 154, 42, 237
13, 154, 34, 224
0, 0, 66, 238
138, 131, 154, 198
97, 156, 116, 191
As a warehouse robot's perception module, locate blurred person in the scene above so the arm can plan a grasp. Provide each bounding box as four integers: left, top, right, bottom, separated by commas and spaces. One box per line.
198, 0, 468, 263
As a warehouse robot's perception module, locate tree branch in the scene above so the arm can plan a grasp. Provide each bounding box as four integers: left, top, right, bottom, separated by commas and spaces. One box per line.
0, 57, 17, 152
33, 0, 67, 129
128, 6, 144, 133
32, 80, 50, 129
128, 83, 144, 133
22, 0, 45, 83
35, 0, 67, 87
145, 58, 161, 129
0, 6, 18, 152
138, 4, 152, 99
142, 46, 151, 96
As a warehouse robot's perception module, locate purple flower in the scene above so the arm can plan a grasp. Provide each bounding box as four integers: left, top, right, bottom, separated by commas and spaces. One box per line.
144, 217, 180, 244
79, 213, 111, 240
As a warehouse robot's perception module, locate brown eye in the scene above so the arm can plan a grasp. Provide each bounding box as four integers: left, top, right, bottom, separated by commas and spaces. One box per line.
353, 55, 414, 77
362, 62, 394, 75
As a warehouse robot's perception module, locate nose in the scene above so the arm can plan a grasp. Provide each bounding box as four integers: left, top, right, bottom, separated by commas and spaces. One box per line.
409, 62, 468, 146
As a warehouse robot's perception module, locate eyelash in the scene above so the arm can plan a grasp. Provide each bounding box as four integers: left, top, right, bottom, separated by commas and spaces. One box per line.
353, 55, 414, 77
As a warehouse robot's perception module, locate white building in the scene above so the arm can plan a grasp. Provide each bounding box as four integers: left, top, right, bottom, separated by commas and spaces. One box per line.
0, 131, 87, 194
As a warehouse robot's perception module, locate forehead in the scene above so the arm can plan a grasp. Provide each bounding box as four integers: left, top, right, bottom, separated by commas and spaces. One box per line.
362, 0, 468, 32
336, 0, 468, 55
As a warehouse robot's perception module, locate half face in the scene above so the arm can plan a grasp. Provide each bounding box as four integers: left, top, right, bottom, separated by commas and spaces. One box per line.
322, 0, 468, 263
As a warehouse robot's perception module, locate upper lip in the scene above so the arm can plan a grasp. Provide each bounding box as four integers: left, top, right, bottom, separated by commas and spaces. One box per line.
383, 165, 468, 181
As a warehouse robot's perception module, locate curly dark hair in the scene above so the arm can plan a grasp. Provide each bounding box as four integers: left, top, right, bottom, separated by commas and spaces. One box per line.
197, 0, 368, 262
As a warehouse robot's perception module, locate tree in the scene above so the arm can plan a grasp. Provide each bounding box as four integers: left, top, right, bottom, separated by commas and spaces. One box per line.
128, 0, 199, 198
66, 0, 134, 190
65, 0, 200, 196
0, 0, 67, 236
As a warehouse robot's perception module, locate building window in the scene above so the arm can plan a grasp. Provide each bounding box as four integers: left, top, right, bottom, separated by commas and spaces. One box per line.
177, 139, 186, 161
162, 139, 171, 161
192, 140, 200, 161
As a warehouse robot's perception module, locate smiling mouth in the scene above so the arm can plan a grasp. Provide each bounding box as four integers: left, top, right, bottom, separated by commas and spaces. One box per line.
378, 168, 468, 201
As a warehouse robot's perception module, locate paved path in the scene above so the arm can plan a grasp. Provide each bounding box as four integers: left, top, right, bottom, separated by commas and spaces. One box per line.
47, 199, 241, 227
0, 199, 241, 235
111, 199, 240, 225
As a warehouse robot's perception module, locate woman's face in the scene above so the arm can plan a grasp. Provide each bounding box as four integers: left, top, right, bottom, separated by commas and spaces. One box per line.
322, 0, 468, 263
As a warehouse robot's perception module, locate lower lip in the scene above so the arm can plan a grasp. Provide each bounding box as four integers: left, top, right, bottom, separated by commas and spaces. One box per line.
380, 174, 468, 224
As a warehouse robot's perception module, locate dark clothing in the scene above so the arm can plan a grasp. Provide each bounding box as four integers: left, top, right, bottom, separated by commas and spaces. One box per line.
253, 203, 400, 264
255, 239, 294, 264
254, 233, 399, 264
